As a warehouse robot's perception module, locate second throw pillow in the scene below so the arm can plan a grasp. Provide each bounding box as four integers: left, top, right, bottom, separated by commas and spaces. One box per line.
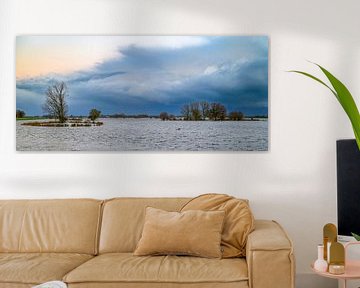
134, 207, 225, 258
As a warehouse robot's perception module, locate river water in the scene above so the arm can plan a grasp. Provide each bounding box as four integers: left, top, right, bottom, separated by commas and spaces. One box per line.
16, 118, 268, 151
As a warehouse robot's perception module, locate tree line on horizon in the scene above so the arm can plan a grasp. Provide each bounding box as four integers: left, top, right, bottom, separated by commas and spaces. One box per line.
17, 81, 267, 122
160, 101, 244, 121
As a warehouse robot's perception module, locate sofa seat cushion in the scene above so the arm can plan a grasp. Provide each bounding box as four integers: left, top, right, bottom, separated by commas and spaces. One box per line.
64, 253, 248, 285
0, 253, 93, 285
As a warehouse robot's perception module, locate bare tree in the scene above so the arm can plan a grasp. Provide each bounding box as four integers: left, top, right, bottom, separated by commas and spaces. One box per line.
159, 112, 169, 121
209, 103, 227, 121
89, 108, 101, 121
200, 101, 210, 120
181, 104, 191, 120
190, 102, 201, 120
16, 109, 26, 118
229, 111, 244, 121
43, 82, 68, 123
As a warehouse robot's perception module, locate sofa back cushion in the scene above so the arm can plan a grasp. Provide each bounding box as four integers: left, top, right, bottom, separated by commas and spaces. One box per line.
181, 194, 254, 258
0, 199, 102, 254
99, 198, 189, 253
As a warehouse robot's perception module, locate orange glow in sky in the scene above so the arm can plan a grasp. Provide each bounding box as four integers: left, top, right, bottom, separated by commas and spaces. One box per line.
16, 36, 120, 79
16, 36, 209, 79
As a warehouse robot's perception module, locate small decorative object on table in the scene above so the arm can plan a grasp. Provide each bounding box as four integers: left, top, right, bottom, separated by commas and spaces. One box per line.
329, 242, 345, 274
314, 244, 328, 272
32, 281, 67, 288
320, 223, 345, 274
323, 223, 337, 263
312, 224, 360, 288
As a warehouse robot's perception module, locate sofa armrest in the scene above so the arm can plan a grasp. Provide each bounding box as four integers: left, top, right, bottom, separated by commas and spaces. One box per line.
246, 220, 295, 288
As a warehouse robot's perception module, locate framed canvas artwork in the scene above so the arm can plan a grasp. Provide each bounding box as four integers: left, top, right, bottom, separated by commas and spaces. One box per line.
16, 36, 269, 151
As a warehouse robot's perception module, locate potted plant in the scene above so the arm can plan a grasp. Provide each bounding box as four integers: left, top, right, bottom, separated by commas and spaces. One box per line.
290, 63, 360, 240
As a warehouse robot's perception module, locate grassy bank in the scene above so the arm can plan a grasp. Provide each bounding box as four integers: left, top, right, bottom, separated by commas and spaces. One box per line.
16, 117, 46, 121
21, 120, 103, 127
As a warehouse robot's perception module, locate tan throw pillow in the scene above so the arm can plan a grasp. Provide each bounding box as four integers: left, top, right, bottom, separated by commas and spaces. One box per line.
134, 207, 225, 258
181, 193, 254, 258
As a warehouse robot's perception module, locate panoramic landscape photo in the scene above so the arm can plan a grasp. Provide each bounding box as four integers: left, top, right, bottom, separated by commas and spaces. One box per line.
16, 36, 269, 151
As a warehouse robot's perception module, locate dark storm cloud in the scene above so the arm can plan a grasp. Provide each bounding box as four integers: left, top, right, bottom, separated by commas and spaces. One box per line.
16, 36, 268, 116
69, 71, 126, 83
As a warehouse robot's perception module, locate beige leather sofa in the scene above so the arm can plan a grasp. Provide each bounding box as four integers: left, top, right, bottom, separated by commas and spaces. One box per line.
0, 198, 295, 288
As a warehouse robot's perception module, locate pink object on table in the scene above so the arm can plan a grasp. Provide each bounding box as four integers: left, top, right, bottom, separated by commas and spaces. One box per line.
311, 242, 360, 288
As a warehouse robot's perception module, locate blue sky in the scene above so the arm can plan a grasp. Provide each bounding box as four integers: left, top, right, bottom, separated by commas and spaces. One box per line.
16, 36, 268, 116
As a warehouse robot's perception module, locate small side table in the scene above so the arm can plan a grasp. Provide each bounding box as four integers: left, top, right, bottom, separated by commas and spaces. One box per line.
311, 242, 360, 288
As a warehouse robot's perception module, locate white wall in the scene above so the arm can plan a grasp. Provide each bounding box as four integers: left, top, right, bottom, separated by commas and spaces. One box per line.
1, 0, 359, 287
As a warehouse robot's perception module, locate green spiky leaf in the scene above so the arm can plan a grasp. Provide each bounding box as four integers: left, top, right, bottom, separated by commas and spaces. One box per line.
289, 64, 360, 150
288, 70, 337, 98
351, 232, 360, 241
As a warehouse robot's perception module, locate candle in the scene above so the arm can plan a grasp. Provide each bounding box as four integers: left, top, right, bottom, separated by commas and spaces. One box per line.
328, 264, 345, 275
